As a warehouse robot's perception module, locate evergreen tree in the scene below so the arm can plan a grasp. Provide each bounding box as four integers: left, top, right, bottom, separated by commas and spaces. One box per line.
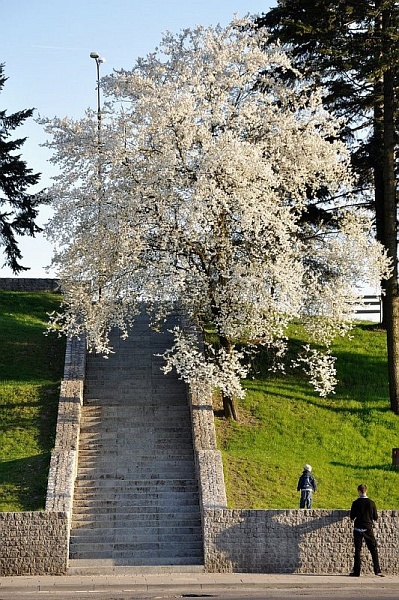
0, 63, 42, 273
258, 1, 399, 413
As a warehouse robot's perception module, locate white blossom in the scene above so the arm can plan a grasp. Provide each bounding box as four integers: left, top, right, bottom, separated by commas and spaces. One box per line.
41, 19, 391, 403
293, 346, 338, 398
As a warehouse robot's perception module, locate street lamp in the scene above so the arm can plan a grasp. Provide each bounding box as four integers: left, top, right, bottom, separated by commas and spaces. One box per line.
90, 51, 106, 302
90, 51, 105, 145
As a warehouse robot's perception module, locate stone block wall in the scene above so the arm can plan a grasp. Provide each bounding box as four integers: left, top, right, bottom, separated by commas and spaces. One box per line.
0, 512, 69, 576
0, 278, 60, 292
203, 508, 399, 574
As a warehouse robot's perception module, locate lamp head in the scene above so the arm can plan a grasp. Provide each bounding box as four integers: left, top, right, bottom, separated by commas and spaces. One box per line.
90, 51, 99, 59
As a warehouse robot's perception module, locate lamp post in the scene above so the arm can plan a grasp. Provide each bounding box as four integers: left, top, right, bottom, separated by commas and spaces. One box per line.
90, 51, 105, 302
90, 52, 105, 148
90, 51, 105, 147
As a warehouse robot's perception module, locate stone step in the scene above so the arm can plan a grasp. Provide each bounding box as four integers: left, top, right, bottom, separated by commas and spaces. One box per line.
68, 557, 204, 575
80, 429, 191, 435
78, 433, 193, 442
75, 476, 198, 489
71, 505, 201, 517
75, 471, 196, 480
78, 442, 193, 451
70, 528, 202, 542
69, 543, 203, 559
84, 381, 185, 389
71, 514, 202, 527
81, 404, 189, 412
71, 314, 203, 568
80, 421, 191, 428
77, 446, 193, 455
76, 454, 195, 463
69, 551, 203, 562
80, 418, 192, 425
75, 473, 196, 482
83, 397, 187, 406
84, 387, 186, 394
67, 560, 204, 574
80, 420, 190, 429
76, 459, 195, 468
82, 401, 189, 414
73, 487, 199, 499
74, 477, 198, 488
78, 440, 193, 448
80, 412, 190, 423
72, 495, 199, 508
73, 497, 200, 507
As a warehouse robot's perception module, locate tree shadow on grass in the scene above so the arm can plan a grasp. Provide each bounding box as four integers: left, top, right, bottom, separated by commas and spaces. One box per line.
245, 326, 388, 405
0, 454, 52, 511
244, 380, 390, 419
0, 384, 60, 511
331, 461, 399, 473
0, 383, 59, 449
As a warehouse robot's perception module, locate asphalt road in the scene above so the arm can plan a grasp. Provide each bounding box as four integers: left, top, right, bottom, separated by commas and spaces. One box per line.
1, 574, 398, 600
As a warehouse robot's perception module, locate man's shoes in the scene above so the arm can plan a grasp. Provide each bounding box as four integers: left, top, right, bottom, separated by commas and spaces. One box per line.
349, 573, 360, 577
375, 573, 385, 577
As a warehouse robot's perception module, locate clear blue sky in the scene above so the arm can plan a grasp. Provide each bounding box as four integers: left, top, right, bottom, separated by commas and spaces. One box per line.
1, 0, 275, 277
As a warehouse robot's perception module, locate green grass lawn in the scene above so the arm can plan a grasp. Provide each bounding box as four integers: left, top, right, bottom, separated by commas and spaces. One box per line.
1, 291, 398, 513
214, 322, 399, 510
0, 291, 65, 511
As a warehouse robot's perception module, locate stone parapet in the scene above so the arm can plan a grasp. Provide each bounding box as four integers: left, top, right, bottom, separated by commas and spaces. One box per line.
46, 337, 86, 518
180, 311, 228, 514
188, 385, 227, 511
203, 508, 399, 574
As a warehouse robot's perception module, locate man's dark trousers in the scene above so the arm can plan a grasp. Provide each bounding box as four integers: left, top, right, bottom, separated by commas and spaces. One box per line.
353, 528, 381, 575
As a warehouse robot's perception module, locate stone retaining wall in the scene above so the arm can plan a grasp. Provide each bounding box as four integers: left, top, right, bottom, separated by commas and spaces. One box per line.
0, 278, 60, 292
0, 512, 69, 576
202, 508, 399, 574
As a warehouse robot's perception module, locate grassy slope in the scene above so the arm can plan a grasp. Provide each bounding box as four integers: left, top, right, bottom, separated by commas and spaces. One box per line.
215, 323, 399, 510
1, 292, 397, 512
0, 291, 65, 511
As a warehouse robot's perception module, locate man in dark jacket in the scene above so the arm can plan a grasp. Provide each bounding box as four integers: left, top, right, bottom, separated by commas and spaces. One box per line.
349, 484, 384, 577
297, 464, 317, 508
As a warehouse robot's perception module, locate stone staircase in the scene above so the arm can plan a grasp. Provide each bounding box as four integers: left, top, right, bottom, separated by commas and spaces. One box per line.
68, 311, 204, 574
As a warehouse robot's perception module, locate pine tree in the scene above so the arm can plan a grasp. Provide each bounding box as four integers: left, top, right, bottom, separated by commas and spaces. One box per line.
0, 63, 42, 273
258, 1, 399, 413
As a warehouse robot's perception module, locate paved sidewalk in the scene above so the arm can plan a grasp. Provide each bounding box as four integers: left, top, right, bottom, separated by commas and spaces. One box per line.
1, 572, 398, 594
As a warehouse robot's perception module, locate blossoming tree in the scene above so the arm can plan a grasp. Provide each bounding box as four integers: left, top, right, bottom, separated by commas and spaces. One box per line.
42, 20, 390, 419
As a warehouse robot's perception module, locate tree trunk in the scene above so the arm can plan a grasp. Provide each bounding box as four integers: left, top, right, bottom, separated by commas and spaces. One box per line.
219, 334, 239, 420
382, 51, 399, 413
222, 392, 238, 420
373, 81, 386, 327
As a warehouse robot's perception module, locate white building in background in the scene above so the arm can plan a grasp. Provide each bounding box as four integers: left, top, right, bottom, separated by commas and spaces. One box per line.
354, 289, 382, 323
